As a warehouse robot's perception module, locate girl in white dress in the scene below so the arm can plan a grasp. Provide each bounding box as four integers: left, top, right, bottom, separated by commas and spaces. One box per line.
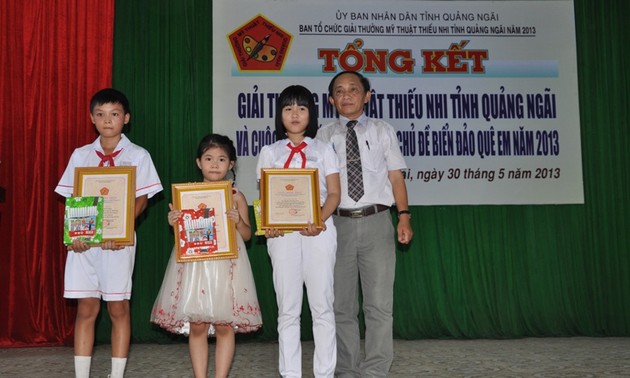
151, 134, 262, 378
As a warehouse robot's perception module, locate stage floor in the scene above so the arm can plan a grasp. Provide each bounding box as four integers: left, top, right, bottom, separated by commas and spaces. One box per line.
1, 337, 629, 377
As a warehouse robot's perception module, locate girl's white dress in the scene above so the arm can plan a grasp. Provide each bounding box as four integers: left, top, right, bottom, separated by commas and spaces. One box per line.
151, 231, 262, 335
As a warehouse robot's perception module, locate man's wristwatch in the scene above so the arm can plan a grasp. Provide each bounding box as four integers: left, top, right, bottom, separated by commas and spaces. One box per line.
398, 210, 411, 218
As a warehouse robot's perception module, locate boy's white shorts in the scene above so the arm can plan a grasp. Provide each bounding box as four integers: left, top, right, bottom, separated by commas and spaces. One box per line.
64, 245, 136, 301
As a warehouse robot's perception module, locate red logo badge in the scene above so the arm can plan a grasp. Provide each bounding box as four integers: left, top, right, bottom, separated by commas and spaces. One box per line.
227, 14, 292, 71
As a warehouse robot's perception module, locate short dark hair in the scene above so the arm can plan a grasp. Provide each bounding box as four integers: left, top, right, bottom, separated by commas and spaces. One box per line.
327, 70, 371, 97
275, 85, 319, 140
90, 88, 130, 115
196, 133, 237, 162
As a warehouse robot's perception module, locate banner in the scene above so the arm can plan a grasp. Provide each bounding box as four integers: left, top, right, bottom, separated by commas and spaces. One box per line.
213, 0, 583, 205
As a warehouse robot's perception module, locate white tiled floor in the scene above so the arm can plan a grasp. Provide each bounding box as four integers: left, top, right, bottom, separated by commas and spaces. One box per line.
1, 337, 629, 377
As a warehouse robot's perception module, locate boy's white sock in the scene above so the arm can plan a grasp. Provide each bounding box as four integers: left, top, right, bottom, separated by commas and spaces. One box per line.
110, 357, 127, 378
74, 356, 92, 378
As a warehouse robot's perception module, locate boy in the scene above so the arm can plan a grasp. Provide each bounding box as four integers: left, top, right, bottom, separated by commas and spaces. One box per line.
55, 88, 163, 378
317, 71, 413, 377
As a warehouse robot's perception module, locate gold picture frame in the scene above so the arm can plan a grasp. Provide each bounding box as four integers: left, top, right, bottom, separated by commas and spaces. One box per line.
74, 166, 136, 246
259, 168, 322, 230
172, 181, 238, 262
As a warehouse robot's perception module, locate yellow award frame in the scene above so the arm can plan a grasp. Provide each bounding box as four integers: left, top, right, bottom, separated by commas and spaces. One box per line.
259, 168, 322, 230
171, 181, 238, 262
74, 166, 136, 246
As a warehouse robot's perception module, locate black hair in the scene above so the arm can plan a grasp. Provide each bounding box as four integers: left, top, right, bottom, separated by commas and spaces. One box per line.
196, 133, 238, 182
275, 85, 319, 140
90, 88, 131, 133
90, 88, 131, 114
327, 70, 371, 96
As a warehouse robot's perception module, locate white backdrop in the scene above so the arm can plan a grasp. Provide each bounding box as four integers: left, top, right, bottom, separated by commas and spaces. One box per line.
213, 0, 583, 205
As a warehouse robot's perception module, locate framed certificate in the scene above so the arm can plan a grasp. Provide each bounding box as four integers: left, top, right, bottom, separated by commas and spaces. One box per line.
172, 181, 238, 262
259, 168, 322, 230
74, 166, 136, 246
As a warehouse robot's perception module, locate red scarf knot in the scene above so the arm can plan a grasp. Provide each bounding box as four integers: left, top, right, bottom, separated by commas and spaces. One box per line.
96, 149, 122, 167
284, 141, 307, 168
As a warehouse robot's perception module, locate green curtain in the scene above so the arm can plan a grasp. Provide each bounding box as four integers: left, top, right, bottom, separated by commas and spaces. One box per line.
103, 0, 630, 343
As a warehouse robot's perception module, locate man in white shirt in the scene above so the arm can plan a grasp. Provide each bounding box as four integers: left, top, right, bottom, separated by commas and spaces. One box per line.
318, 71, 413, 377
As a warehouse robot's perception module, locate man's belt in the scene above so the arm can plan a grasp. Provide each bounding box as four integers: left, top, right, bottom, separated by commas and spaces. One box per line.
334, 204, 390, 218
